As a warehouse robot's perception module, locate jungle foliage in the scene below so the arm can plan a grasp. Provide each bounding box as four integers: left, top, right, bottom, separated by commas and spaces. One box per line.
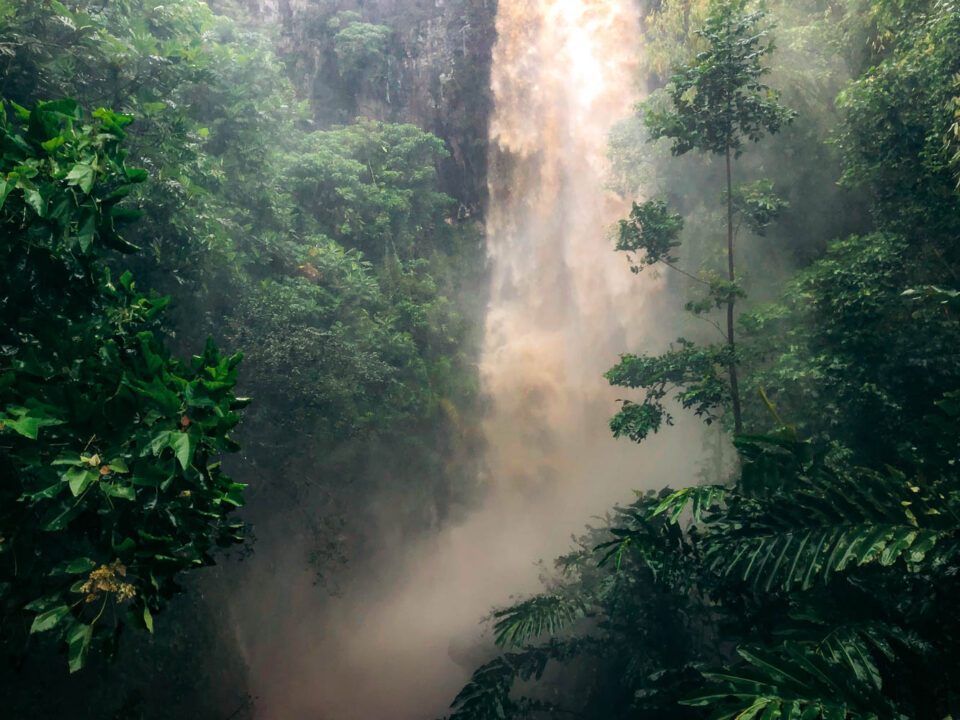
445, 0, 960, 718
0, 99, 246, 670
0, 0, 484, 710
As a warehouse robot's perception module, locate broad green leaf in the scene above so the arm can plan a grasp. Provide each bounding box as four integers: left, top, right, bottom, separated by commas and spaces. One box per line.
2, 413, 39, 439
24, 593, 63, 612
101, 483, 136, 500
149, 430, 174, 456
112, 537, 136, 555
67, 622, 92, 673
1, 406, 64, 439
66, 163, 96, 193
64, 466, 97, 496
77, 211, 96, 252
20, 478, 63, 500
168, 431, 197, 470
108, 458, 130, 473
223, 482, 246, 507
30, 605, 70, 634
37, 99, 79, 118
41, 135, 65, 151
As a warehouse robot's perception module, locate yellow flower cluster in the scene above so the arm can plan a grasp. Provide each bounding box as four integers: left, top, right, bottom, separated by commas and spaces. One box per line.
79, 559, 136, 603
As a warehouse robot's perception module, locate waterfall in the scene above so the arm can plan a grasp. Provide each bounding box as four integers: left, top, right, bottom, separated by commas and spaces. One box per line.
245, 3, 686, 718
481, 0, 652, 501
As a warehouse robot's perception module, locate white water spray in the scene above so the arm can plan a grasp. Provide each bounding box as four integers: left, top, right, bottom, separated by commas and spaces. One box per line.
483, 0, 654, 500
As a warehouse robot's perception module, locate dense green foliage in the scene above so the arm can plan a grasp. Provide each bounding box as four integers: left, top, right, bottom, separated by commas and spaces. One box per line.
265, 0, 496, 205
743, 0, 960, 466
0, 0, 483, 511
0, 100, 245, 671
1, 0, 485, 713
446, 1, 960, 718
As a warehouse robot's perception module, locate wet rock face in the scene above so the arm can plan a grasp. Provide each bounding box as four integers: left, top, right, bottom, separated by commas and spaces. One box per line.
236, 0, 497, 209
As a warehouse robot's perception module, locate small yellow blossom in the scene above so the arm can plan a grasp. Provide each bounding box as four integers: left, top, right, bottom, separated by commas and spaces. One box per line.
78, 559, 137, 603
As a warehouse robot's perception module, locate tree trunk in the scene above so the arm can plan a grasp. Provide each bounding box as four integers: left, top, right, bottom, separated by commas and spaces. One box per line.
726, 145, 743, 434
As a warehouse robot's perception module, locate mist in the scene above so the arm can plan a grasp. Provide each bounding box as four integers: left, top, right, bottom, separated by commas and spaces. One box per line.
218, 1, 706, 717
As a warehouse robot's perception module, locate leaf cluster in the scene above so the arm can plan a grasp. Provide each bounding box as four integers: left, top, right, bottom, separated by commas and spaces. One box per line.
606, 340, 734, 443
445, 416, 960, 720
616, 199, 684, 272
0, 101, 246, 671
646, 0, 796, 157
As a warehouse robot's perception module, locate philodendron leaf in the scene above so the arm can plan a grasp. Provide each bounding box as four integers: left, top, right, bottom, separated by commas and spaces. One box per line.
64, 466, 97, 496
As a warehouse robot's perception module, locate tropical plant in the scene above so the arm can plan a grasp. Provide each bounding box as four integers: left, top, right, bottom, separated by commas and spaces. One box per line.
740, 0, 960, 465
444, 407, 960, 719
0, 99, 246, 671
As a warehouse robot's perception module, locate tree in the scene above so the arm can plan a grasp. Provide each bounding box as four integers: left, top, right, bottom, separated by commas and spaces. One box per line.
615, 0, 793, 435
739, 0, 960, 466
0, 99, 247, 671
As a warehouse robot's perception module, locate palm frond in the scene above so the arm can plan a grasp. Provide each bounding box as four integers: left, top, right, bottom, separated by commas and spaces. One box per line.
652, 484, 726, 523
684, 641, 896, 720
492, 593, 585, 647
705, 465, 952, 592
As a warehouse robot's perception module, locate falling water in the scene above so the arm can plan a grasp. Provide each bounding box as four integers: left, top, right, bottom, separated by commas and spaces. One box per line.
482, 0, 653, 499
238, 2, 696, 718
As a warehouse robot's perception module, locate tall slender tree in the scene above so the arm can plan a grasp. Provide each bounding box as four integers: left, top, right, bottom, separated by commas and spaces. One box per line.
644, 0, 794, 433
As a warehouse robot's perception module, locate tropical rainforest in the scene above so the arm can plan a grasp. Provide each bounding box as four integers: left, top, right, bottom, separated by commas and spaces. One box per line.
1, 0, 958, 719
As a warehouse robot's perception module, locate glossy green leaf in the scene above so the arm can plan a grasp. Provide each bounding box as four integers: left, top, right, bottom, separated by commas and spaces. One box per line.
30, 605, 70, 634
66, 622, 92, 673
